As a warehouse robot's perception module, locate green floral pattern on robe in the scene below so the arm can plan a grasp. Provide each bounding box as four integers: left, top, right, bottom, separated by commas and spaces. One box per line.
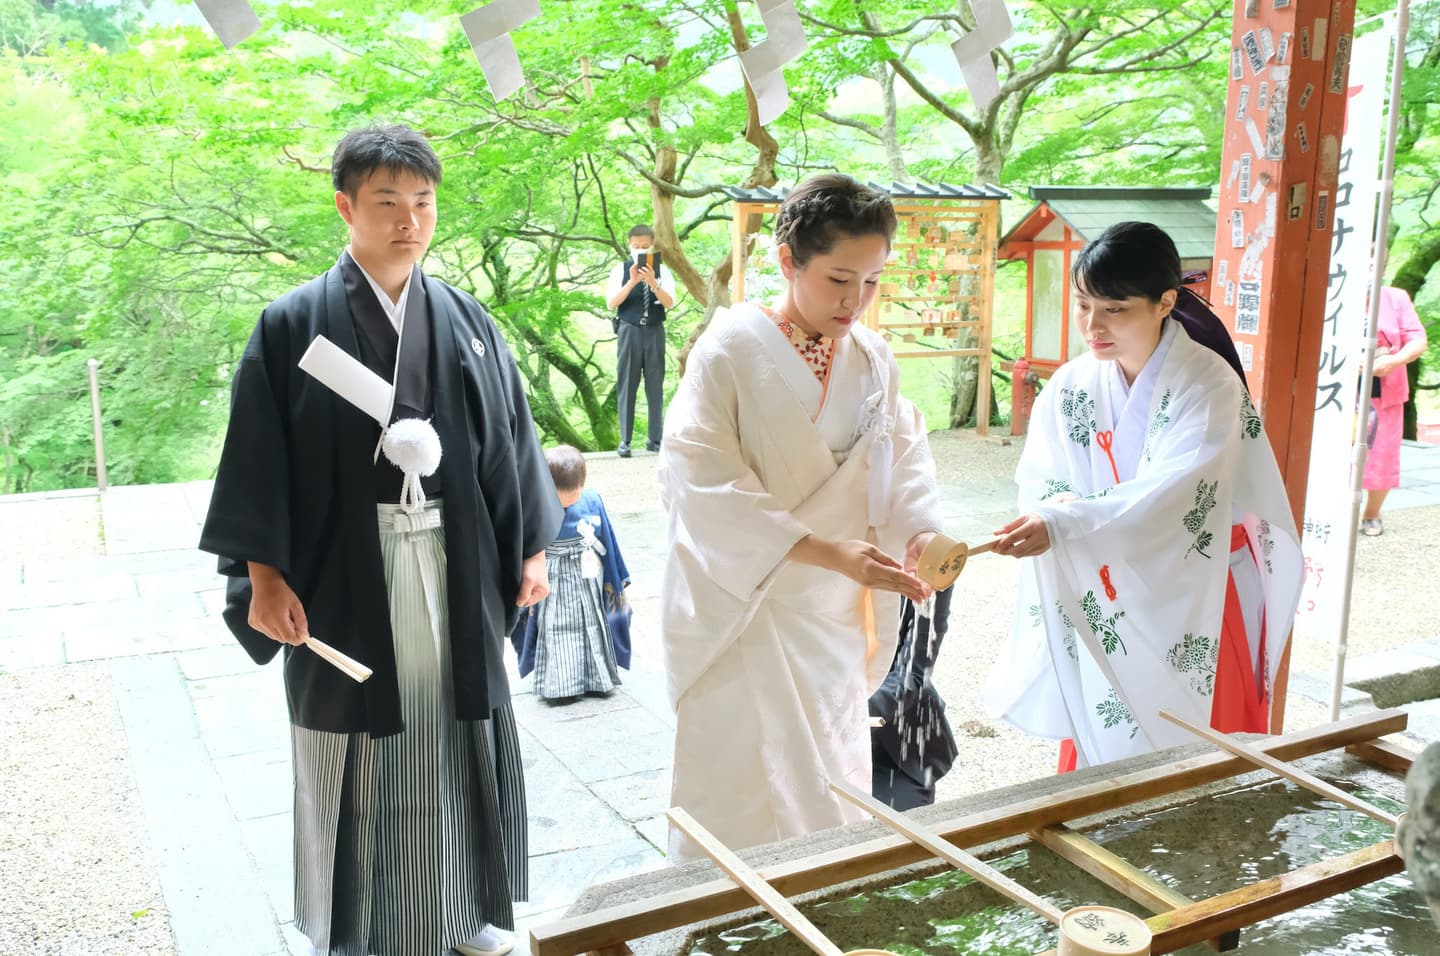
1166, 632, 1218, 695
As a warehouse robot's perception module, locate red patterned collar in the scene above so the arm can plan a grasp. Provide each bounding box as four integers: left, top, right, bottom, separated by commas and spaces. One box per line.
763, 307, 835, 384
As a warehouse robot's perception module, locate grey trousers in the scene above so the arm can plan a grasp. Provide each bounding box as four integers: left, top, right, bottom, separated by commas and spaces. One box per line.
616, 322, 665, 448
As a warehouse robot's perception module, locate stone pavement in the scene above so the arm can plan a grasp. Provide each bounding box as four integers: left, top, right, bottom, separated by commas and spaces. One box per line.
2, 440, 1439, 954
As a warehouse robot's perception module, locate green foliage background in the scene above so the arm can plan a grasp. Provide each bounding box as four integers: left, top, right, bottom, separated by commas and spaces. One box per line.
1, 0, 1436, 493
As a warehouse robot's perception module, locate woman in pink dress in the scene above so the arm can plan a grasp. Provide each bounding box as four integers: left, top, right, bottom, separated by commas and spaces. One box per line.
1361, 286, 1429, 536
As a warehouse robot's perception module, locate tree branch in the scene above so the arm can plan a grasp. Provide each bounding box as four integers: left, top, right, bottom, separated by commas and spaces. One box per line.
815, 109, 882, 139
614, 149, 723, 198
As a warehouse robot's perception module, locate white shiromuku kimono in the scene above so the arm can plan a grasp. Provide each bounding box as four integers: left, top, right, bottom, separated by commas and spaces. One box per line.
659, 303, 942, 862
982, 320, 1303, 768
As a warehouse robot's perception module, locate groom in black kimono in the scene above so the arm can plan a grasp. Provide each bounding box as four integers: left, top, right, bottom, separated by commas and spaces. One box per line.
200, 125, 561, 956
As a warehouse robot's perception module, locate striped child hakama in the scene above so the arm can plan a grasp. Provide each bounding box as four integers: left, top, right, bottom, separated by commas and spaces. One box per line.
530, 535, 621, 700
291, 500, 527, 956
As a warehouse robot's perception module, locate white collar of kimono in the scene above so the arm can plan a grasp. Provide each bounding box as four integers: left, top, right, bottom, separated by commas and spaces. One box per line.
1107, 317, 1178, 426
734, 302, 891, 399
348, 248, 414, 333
735, 302, 895, 525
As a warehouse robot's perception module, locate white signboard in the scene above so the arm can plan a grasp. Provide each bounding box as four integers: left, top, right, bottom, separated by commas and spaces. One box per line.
1296, 29, 1390, 648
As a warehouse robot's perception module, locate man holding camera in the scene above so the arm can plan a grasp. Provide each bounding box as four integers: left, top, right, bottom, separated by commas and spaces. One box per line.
605, 224, 675, 457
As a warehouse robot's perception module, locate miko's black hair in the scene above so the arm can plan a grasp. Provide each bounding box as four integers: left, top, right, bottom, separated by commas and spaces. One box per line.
1072, 221, 1182, 302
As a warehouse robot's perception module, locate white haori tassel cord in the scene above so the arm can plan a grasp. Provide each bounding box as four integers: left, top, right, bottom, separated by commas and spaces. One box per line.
577, 517, 606, 580
866, 414, 893, 528
381, 418, 443, 514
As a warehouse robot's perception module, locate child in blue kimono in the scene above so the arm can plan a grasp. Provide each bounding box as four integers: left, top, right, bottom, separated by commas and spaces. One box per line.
511, 446, 631, 700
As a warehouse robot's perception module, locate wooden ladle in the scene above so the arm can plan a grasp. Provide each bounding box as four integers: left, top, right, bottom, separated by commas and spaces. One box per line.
666, 808, 900, 956
830, 780, 1152, 956
915, 533, 1003, 589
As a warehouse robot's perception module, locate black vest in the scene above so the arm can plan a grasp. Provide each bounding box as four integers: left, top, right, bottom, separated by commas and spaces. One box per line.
616, 260, 666, 327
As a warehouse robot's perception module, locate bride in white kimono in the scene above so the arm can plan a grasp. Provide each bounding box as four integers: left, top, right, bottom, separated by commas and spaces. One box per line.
659, 175, 943, 862
983, 222, 1303, 771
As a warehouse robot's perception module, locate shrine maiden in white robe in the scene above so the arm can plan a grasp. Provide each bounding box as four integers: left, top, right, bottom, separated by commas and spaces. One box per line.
982, 319, 1303, 767
659, 303, 942, 862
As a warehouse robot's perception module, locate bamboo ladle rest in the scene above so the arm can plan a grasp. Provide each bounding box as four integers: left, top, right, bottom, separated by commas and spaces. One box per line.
830, 780, 1153, 956
915, 533, 1003, 590
666, 808, 898, 956
1158, 710, 1399, 826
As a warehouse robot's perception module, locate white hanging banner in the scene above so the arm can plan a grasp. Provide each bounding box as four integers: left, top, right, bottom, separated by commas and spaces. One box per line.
460, 0, 540, 101
194, 0, 261, 49
1295, 28, 1390, 654
738, 0, 808, 125
949, 0, 1014, 110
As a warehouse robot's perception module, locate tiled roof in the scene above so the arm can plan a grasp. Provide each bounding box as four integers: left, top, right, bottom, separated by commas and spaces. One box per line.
1005, 186, 1216, 258
722, 181, 1010, 202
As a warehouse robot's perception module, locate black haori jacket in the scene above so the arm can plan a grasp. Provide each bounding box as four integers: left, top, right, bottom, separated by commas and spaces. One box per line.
200, 261, 562, 736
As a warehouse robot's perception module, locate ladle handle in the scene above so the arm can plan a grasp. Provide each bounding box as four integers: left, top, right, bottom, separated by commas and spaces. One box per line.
667, 808, 845, 956
1158, 710, 1398, 826
830, 780, 1065, 924
966, 535, 1004, 557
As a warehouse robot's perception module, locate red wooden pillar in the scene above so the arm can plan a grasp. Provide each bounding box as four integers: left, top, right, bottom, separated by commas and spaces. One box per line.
1210, 0, 1357, 731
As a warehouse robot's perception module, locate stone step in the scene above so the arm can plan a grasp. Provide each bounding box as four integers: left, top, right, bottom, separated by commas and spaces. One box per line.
1294, 638, 1440, 711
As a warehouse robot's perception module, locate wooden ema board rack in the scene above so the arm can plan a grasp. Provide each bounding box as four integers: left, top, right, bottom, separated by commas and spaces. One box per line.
528, 710, 1415, 956
729, 195, 1000, 435
867, 208, 997, 432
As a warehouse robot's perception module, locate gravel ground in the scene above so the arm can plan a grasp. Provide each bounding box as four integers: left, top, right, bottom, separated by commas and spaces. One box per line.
0, 665, 175, 955
0, 494, 104, 562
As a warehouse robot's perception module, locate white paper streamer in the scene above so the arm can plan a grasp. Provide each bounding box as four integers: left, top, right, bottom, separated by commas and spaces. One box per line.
950, 0, 1015, 110
298, 336, 392, 425
738, 0, 808, 125
460, 0, 540, 101
194, 0, 261, 49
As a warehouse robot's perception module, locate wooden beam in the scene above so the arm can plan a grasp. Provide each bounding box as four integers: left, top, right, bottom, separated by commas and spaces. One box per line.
730, 204, 748, 304
1269, 640, 1292, 734
891, 349, 983, 359
1034, 841, 1401, 956
877, 321, 981, 331
1030, 825, 1239, 952
834, 779, 1065, 924
890, 203, 995, 214
528, 710, 1405, 956
1150, 840, 1399, 953
1159, 710, 1399, 825
1060, 236, 1073, 361
1347, 735, 1424, 775
976, 203, 996, 437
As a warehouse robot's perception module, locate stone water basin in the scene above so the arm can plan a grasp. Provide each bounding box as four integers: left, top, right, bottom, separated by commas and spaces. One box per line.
559, 746, 1433, 955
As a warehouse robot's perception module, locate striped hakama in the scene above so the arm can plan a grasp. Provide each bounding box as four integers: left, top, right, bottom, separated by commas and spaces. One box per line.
530, 536, 621, 700
291, 500, 527, 956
